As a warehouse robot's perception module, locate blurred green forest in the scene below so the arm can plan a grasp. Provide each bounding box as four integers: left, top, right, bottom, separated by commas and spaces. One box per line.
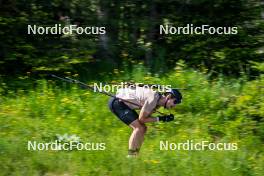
0, 0, 264, 78
0, 0, 264, 176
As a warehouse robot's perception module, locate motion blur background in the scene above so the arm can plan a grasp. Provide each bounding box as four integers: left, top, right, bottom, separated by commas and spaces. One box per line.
0, 0, 263, 175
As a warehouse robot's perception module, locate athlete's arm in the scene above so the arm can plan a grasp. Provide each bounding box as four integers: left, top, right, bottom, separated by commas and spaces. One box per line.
138, 93, 160, 123
138, 110, 157, 123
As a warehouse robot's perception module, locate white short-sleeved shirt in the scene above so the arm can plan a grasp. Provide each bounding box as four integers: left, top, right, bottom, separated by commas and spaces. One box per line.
115, 87, 160, 114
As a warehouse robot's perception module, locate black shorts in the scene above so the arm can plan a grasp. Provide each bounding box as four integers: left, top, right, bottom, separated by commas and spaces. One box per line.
108, 97, 138, 125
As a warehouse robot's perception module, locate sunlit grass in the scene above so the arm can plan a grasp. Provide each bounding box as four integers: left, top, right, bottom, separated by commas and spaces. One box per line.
0, 66, 263, 176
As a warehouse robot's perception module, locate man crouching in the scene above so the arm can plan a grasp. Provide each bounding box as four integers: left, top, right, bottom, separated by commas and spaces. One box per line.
108, 86, 182, 157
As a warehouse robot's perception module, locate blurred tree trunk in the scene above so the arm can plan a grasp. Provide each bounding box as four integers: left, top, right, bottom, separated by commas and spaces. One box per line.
95, 0, 117, 66
145, 2, 157, 67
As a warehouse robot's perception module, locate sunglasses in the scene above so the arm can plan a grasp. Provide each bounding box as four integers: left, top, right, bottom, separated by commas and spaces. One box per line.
173, 99, 181, 104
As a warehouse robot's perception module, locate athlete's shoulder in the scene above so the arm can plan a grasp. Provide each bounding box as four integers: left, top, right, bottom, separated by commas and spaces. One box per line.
142, 88, 159, 100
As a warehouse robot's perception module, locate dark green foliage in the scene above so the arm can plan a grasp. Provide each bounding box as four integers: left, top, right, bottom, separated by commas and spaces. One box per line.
0, 0, 263, 77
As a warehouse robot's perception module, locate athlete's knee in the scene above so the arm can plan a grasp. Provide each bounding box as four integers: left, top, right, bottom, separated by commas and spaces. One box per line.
134, 125, 146, 134
142, 125, 147, 134
130, 120, 147, 134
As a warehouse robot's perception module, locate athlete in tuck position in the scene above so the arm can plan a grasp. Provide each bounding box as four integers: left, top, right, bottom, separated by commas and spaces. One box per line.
108, 86, 182, 157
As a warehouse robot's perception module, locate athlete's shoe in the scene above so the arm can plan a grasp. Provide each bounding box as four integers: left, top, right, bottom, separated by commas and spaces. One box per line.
127, 149, 139, 158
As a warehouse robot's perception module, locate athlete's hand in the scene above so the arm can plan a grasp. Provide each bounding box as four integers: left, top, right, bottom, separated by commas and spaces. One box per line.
158, 114, 174, 122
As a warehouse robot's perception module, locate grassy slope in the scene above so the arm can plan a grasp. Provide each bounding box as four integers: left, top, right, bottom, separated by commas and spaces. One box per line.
0, 67, 263, 176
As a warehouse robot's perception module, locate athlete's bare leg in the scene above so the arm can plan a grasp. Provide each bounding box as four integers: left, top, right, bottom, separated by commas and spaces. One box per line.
128, 119, 147, 156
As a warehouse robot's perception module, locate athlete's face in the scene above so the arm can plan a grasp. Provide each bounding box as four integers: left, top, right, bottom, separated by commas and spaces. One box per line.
165, 97, 177, 109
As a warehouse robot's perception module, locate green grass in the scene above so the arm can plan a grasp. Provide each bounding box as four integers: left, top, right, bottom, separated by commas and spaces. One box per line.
0, 67, 263, 176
